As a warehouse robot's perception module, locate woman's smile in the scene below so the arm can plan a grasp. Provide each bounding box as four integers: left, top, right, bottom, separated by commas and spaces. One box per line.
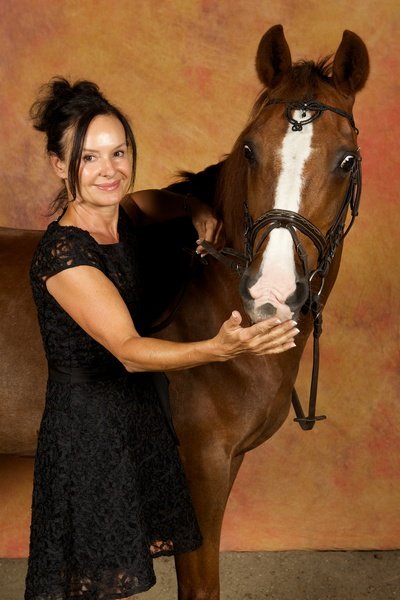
95, 180, 121, 192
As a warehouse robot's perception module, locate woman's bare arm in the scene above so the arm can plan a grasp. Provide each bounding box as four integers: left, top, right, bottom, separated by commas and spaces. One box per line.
46, 266, 298, 373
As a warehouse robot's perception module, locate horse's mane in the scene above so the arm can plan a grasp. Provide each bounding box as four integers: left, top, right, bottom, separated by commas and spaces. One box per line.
169, 57, 334, 247
166, 162, 225, 208
292, 56, 333, 81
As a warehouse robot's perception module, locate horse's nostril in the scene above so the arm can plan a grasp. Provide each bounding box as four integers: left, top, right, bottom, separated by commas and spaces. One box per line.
287, 279, 309, 312
258, 302, 277, 317
239, 270, 258, 302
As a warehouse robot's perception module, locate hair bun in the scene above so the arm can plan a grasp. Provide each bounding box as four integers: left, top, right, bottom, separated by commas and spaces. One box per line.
47, 77, 102, 102
30, 77, 107, 134
50, 77, 74, 100
72, 80, 102, 97
30, 77, 71, 133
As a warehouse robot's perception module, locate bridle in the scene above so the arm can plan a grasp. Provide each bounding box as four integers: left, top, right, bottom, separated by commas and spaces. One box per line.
201, 98, 362, 430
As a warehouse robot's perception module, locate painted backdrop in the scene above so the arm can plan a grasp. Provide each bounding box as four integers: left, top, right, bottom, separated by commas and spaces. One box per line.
0, 0, 399, 556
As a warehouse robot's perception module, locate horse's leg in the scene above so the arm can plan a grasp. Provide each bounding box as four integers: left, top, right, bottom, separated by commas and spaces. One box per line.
174, 451, 244, 600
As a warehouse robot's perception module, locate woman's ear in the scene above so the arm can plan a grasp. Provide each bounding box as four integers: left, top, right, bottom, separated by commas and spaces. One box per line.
49, 153, 68, 180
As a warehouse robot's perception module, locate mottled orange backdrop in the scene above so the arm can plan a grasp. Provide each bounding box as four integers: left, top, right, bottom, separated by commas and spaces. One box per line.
0, 0, 399, 557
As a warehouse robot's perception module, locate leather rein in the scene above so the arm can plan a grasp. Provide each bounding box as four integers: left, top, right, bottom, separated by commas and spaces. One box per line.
201, 98, 362, 430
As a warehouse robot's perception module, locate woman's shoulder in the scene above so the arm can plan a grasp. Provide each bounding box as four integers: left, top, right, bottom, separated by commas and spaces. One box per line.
31, 220, 102, 282
39, 219, 98, 254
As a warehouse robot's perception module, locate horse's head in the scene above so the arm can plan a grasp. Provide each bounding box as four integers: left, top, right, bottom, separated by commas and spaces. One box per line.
217, 25, 369, 323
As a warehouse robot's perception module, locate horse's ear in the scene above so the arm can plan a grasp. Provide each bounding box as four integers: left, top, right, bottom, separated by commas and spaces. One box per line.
332, 30, 370, 95
256, 25, 292, 88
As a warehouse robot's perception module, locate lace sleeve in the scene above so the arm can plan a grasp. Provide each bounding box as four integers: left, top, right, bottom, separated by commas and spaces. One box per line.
31, 225, 104, 286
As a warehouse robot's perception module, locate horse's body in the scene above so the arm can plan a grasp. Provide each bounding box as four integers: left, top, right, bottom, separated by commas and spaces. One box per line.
0, 26, 368, 599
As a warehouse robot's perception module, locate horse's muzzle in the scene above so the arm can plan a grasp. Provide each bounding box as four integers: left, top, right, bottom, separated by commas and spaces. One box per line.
240, 270, 309, 323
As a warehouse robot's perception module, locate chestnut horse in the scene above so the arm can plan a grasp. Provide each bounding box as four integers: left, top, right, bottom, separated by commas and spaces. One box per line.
0, 25, 368, 599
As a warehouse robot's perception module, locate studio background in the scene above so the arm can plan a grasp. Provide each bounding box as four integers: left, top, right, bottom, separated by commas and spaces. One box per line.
0, 0, 399, 557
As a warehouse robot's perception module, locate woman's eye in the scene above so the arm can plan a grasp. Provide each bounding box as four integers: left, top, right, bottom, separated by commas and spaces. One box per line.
340, 155, 356, 172
83, 154, 95, 162
244, 144, 255, 162
114, 150, 124, 158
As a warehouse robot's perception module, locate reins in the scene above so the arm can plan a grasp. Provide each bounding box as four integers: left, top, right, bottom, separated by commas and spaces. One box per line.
202, 99, 362, 431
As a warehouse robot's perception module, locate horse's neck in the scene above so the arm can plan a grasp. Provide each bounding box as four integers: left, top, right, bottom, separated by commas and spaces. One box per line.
216, 154, 247, 250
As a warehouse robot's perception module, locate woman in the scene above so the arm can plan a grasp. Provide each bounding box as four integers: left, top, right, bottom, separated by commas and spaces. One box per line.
25, 78, 298, 600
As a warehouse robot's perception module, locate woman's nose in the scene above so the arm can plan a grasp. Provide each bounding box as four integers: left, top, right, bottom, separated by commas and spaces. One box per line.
99, 158, 116, 177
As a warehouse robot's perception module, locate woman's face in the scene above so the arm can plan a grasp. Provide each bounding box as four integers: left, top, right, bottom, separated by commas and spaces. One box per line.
55, 114, 133, 208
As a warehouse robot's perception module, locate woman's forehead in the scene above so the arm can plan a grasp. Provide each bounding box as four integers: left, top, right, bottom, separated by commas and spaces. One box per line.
61, 114, 126, 155
84, 115, 126, 148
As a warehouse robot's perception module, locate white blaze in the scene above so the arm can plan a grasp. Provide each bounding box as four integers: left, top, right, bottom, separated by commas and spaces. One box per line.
249, 112, 314, 319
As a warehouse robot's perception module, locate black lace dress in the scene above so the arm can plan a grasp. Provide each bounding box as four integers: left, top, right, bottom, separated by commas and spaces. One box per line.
25, 208, 202, 600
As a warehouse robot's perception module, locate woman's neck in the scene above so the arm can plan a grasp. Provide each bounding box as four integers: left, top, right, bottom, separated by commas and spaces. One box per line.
59, 202, 120, 244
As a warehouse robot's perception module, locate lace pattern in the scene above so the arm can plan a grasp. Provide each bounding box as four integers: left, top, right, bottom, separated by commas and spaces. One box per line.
25, 209, 202, 599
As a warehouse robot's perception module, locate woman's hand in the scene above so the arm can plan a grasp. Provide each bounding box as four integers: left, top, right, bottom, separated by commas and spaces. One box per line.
186, 196, 225, 256
212, 311, 299, 359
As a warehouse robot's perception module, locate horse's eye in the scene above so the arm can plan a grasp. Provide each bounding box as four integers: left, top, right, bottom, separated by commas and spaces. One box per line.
340, 154, 356, 172
244, 144, 255, 162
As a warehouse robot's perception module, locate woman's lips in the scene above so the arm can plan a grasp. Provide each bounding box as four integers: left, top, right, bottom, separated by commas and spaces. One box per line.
96, 181, 120, 192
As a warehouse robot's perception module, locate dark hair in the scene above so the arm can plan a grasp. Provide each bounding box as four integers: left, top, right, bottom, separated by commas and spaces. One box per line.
30, 77, 137, 213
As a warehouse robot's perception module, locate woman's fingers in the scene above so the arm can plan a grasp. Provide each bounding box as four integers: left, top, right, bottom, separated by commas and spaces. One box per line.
194, 217, 224, 255
213, 221, 225, 249
243, 318, 297, 341
222, 310, 243, 331
254, 340, 297, 355
240, 318, 299, 355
